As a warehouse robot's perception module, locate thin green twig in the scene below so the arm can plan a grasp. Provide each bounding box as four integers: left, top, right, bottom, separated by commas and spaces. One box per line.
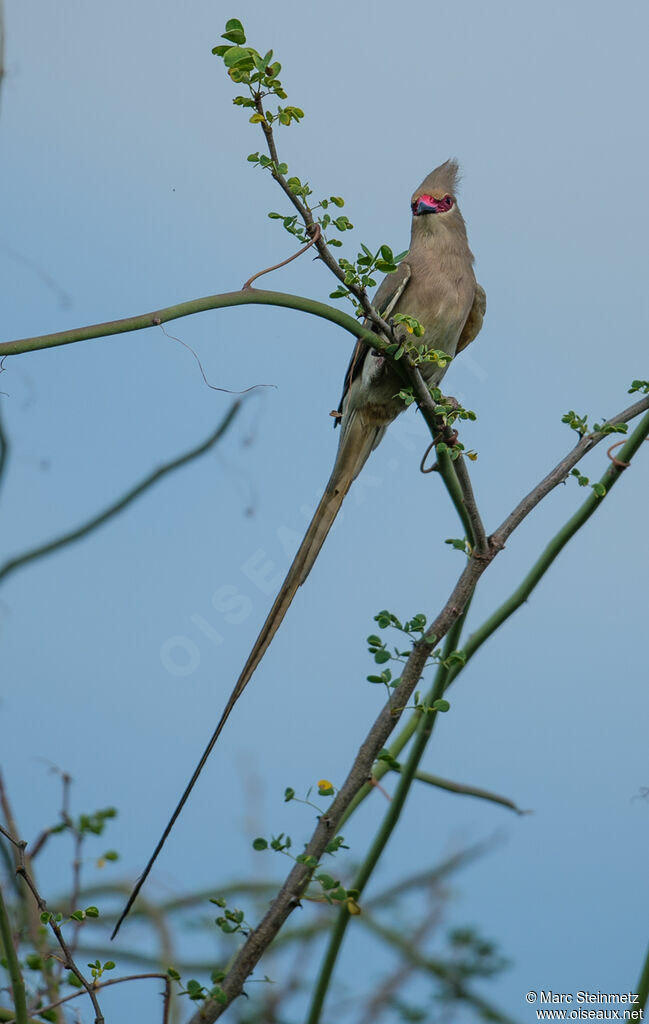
445, 409, 649, 692
409, 769, 526, 814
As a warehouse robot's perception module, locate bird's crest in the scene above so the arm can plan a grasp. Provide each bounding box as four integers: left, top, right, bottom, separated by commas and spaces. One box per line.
412, 159, 461, 201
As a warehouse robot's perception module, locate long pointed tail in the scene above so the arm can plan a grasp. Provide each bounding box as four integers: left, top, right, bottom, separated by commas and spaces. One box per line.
111, 413, 380, 938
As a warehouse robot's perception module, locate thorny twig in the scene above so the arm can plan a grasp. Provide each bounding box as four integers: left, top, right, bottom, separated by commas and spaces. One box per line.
0, 819, 106, 1024
19, 973, 172, 1024
252, 95, 397, 342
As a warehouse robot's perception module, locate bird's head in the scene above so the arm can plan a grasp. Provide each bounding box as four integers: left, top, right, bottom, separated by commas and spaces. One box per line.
410, 159, 462, 228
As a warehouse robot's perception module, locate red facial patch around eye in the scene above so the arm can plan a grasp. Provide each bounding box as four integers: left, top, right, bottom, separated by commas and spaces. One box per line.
412, 193, 454, 215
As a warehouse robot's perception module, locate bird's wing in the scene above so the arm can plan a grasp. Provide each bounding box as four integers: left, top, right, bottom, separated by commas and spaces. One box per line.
455, 282, 486, 354
334, 261, 412, 422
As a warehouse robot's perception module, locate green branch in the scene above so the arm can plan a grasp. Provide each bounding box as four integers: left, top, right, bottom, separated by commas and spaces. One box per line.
0, 288, 382, 358
408, 769, 526, 814
445, 408, 649, 691
0, 402, 242, 586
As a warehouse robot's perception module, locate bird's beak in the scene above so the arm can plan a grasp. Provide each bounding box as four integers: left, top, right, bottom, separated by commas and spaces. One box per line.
413, 196, 438, 216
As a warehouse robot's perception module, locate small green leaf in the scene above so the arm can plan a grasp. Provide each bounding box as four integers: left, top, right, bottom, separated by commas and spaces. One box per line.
211, 985, 228, 1004
222, 18, 246, 43
445, 538, 468, 552
432, 699, 450, 712
167, 966, 182, 981
317, 872, 337, 890
592, 482, 606, 497
284, 787, 295, 801
252, 837, 268, 850
84, 906, 100, 918
296, 853, 319, 867
223, 47, 254, 70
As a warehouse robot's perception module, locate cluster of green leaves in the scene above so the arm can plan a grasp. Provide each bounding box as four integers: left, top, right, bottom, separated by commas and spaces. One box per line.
570, 467, 606, 497
628, 379, 649, 394
367, 610, 465, 706
48, 805, 117, 838
252, 828, 347, 860
266, 193, 350, 246
562, 409, 628, 438
393, 387, 478, 461
367, 613, 431, 694
213, 19, 411, 323
329, 245, 405, 314
252, 830, 355, 908
252, 787, 353, 909
212, 19, 296, 112
39, 904, 99, 926
167, 965, 231, 1006
87, 958, 115, 981
209, 895, 251, 937
213, 22, 354, 253
44, 803, 119, 871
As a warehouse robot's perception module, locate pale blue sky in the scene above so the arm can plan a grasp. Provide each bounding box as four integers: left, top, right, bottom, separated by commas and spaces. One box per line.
1, 1, 648, 1021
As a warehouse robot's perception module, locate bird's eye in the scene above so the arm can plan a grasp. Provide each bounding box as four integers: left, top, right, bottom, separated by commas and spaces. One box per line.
444, 195, 454, 207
